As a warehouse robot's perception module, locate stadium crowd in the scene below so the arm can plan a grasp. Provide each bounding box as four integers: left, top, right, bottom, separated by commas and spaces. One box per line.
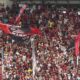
0, 2, 80, 80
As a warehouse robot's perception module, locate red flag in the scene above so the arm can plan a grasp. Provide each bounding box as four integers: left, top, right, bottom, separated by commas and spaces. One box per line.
15, 4, 27, 24
0, 22, 11, 34
30, 27, 41, 35
75, 33, 80, 56
75, 38, 79, 56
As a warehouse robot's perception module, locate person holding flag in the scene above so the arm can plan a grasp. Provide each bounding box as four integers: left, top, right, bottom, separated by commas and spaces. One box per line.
15, 4, 28, 24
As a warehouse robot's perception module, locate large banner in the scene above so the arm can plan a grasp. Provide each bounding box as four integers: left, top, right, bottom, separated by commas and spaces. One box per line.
0, 22, 42, 37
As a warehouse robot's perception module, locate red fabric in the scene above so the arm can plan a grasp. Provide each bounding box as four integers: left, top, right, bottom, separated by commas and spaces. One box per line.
30, 27, 41, 35
75, 38, 79, 56
0, 22, 11, 34
75, 33, 80, 56
15, 16, 21, 24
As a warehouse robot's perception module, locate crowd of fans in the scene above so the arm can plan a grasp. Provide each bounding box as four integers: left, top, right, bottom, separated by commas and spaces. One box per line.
0, 2, 80, 80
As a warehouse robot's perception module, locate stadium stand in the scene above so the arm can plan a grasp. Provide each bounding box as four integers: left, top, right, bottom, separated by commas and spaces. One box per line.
0, 0, 80, 80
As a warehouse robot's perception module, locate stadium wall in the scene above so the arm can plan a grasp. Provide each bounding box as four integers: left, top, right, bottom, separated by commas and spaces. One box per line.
18, 0, 80, 4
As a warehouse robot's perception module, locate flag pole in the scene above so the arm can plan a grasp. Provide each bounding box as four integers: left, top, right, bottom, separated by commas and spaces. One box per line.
1, 47, 4, 80
77, 56, 79, 66
30, 36, 36, 80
